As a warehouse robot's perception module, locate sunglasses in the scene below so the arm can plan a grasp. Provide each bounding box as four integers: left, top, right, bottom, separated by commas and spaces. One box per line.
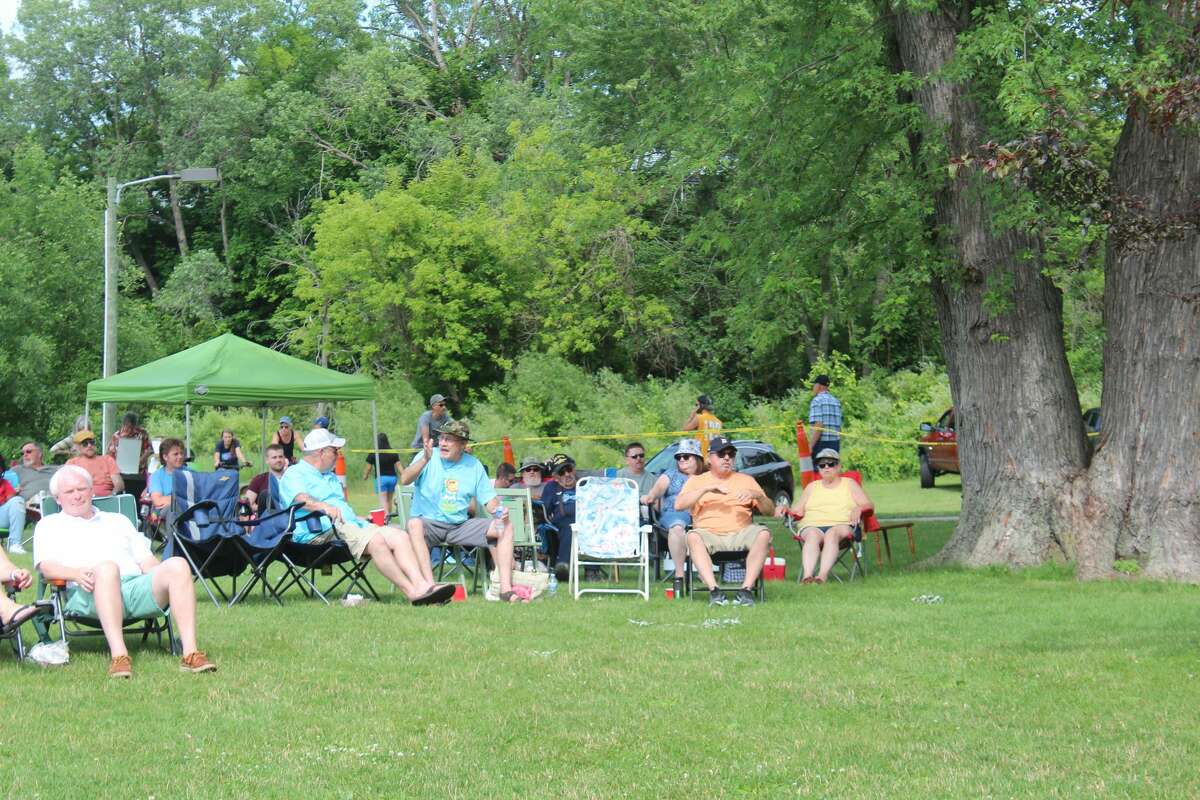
674, 453, 697, 461
522, 466, 541, 473
817, 461, 839, 469
556, 468, 575, 475
21, 447, 35, 455
627, 453, 645, 460
79, 439, 96, 447
714, 450, 736, 460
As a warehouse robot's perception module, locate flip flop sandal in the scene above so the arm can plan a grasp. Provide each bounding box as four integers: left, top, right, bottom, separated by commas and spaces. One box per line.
1, 600, 53, 630
498, 590, 529, 604
412, 584, 457, 606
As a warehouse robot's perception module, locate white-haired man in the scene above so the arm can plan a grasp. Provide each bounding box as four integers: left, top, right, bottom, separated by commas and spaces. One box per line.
278, 429, 455, 606
33, 465, 216, 678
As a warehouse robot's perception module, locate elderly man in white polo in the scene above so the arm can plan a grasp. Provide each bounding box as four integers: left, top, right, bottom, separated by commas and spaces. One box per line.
33, 465, 216, 678
278, 428, 456, 606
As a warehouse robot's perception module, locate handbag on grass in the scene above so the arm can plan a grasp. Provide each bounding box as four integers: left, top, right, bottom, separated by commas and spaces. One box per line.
484, 568, 550, 601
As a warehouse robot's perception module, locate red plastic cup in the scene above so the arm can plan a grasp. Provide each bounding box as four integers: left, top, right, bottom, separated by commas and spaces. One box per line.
665, 588, 674, 599
368, 508, 386, 526
451, 585, 467, 602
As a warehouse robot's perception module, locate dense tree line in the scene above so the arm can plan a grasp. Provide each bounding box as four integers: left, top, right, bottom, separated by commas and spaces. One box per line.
0, 1, 1194, 576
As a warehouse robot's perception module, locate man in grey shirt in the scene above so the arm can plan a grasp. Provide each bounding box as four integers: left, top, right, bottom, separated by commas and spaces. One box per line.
615, 441, 657, 496
3, 442, 59, 554
410, 394, 453, 449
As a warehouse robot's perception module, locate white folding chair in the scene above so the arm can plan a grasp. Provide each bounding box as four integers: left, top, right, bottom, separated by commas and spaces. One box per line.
569, 477, 650, 600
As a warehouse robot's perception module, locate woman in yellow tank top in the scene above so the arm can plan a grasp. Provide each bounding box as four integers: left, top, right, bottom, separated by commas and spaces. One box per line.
774, 448, 872, 583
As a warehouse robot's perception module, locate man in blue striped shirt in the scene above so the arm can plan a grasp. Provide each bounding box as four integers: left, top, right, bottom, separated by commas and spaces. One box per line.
807, 375, 843, 456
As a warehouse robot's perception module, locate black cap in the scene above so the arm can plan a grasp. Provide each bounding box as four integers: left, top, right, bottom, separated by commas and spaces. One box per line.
813, 374, 830, 387
697, 394, 713, 409
707, 435, 736, 455
547, 453, 575, 475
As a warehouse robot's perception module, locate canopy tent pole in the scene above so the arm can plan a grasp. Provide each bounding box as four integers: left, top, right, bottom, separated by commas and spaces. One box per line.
260, 406, 269, 467
371, 400, 381, 496
83, 402, 90, 428
185, 403, 191, 459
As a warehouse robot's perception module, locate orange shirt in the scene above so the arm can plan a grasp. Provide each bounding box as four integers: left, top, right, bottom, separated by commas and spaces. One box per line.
67, 454, 119, 497
682, 471, 760, 533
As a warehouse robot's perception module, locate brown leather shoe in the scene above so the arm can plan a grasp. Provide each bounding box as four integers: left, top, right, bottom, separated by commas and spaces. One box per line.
180, 651, 217, 673
108, 654, 132, 679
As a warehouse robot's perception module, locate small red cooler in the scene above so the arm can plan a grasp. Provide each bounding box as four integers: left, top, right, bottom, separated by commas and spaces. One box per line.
762, 547, 786, 581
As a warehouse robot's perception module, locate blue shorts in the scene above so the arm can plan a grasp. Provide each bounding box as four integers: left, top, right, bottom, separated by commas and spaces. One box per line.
658, 511, 692, 530
376, 475, 397, 492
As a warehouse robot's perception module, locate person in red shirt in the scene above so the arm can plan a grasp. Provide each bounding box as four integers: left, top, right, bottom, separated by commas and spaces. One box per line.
66, 431, 123, 497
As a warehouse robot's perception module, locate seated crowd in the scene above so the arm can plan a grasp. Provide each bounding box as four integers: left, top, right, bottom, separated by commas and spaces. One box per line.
3, 379, 869, 675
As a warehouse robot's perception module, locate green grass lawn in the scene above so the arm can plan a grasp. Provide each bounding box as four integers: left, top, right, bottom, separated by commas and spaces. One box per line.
6, 478, 1197, 797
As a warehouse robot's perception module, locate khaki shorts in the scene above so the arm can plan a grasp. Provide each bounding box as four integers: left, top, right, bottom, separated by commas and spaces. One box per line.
305, 521, 391, 560
690, 525, 769, 554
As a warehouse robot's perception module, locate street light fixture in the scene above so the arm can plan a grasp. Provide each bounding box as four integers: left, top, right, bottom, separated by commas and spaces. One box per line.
102, 168, 220, 442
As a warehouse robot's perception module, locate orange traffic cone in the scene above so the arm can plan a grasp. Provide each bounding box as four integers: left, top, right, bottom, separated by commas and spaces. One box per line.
795, 422, 817, 488
502, 436, 515, 467
335, 450, 348, 498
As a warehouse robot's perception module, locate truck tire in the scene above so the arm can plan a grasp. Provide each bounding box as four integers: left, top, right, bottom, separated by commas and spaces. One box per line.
919, 450, 935, 489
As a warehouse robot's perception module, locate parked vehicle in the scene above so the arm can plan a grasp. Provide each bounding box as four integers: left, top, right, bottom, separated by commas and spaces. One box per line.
645, 439, 795, 508
918, 406, 1104, 487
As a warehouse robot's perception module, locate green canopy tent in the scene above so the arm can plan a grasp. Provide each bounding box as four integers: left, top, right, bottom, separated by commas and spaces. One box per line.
86, 333, 380, 487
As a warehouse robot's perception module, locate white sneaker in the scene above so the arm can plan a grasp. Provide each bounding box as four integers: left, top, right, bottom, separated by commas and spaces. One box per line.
26, 640, 69, 666
7, 543, 26, 555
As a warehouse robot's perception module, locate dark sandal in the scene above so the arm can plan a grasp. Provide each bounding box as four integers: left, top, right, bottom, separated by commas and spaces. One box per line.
412, 584, 456, 606
0, 601, 52, 630
499, 590, 528, 604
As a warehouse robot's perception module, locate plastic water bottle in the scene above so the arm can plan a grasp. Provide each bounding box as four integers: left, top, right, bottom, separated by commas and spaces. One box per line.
548, 573, 558, 596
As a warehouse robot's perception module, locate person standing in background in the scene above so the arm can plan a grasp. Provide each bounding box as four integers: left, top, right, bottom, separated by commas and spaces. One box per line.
682, 394, 723, 458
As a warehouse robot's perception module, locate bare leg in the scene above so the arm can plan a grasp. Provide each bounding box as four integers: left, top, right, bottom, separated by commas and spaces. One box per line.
801, 529, 822, 579
686, 532, 718, 590
816, 526, 852, 581
150, 557, 198, 654
489, 520, 515, 594
367, 532, 434, 600
667, 526, 688, 577
742, 528, 771, 590
405, 518, 435, 585
91, 560, 128, 658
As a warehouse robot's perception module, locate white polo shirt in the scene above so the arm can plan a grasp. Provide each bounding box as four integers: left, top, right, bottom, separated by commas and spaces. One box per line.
33, 508, 153, 579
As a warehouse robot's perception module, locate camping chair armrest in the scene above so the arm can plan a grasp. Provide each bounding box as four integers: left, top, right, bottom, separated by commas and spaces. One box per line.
174, 499, 219, 527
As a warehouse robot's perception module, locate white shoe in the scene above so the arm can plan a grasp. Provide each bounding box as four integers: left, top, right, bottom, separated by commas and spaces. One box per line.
26, 640, 69, 666
7, 543, 26, 555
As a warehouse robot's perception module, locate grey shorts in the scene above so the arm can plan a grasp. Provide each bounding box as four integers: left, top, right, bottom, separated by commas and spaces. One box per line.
418, 516, 497, 549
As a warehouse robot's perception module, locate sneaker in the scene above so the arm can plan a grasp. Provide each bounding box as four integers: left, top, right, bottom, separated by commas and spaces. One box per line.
672, 577, 684, 598
180, 651, 217, 673
734, 589, 757, 607
708, 589, 728, 607
6, 543, 26, 555
108, 654, 132, 679
554, 562, 569, 582
26, 640, 69, 666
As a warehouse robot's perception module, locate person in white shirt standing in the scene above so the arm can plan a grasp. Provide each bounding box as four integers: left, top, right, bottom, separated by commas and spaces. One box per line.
33, 465, 216, 679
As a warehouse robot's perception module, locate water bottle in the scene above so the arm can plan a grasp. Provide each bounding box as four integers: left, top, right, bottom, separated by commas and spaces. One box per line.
548, 573, 558, 596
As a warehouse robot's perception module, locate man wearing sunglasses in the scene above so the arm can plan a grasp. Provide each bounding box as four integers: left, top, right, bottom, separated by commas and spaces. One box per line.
2, 442, 59, 554
615, 442, 656, 497
67, 430, 124, 497
675, 435, 775, 606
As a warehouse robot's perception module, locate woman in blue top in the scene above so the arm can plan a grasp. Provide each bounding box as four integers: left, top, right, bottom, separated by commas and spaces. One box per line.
641, 438, 706, 597
148, 437, 188, 516
213, 429, 248, 472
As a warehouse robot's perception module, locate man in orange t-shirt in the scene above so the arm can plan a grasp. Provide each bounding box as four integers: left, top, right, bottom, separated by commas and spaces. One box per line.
674, 435, 774, 607
66, 431, 123, 497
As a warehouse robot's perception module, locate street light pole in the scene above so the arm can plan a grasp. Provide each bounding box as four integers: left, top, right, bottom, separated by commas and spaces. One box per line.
101, 168, 220, 443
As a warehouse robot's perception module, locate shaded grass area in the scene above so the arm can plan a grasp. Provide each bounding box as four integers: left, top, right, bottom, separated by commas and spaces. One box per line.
4, 514, 1199, 797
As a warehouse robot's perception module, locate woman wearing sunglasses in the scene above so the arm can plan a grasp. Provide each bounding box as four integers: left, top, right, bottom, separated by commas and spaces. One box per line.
775, 448, 872, 584
641, 438, 706, 597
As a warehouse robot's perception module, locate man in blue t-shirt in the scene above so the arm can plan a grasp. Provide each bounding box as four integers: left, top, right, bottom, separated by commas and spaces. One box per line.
279, 429, 455, 606
400, 420, 520, 603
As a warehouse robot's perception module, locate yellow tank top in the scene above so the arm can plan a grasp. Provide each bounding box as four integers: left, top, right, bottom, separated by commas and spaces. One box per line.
804, 478, 856, 526
694, 412, 723, 457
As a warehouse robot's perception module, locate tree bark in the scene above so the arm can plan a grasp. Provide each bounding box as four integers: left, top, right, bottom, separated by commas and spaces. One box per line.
167, 177, 190, 257
1078, 4, 1200, 580
891, 2, 1089, 566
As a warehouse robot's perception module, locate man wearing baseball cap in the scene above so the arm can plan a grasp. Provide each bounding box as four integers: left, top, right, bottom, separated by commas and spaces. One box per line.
400, 420, 521, 602
410, 394, 453, 450
674, 434, 774, 607
66, 430, 123, 498
808, 375, 843, 457
279, 428, 455, 605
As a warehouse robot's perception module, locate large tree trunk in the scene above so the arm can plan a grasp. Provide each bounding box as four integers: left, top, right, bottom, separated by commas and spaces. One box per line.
1078, 4, 1200, 580
168, 177, 190, 257
891, 2, 1090, 566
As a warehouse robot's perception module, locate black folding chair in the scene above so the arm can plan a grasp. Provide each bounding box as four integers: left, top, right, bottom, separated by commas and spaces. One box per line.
162, 470, 251, 607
